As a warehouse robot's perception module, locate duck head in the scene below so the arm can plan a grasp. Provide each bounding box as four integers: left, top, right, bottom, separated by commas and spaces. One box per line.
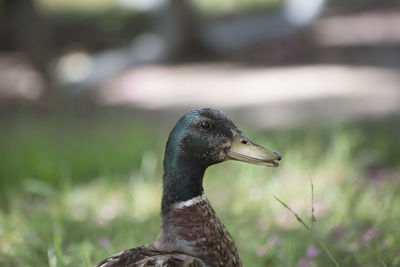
162, 108, 281, 213
165, 108, 281, 169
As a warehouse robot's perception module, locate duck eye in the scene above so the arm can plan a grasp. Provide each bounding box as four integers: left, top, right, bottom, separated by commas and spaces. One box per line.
200, 121, 211, 129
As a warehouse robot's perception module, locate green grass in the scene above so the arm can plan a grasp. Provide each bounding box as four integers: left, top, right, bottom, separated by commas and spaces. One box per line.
1, 109, 400, 266
36, 0, 284, 15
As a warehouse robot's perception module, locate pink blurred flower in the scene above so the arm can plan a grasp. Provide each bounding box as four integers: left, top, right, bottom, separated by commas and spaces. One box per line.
363, 227, 377, 243
307, 244, 320, 258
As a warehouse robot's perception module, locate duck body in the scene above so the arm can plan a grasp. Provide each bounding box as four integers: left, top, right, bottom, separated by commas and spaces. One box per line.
99, 195, 239, 267
97, 108, 281, 267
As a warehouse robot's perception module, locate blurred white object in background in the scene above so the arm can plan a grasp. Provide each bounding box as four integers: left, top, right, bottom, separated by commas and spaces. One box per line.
0, 54, 44, 100
284, 0, 326, 26
119, 0, 165, 11
56, 51, 93, 84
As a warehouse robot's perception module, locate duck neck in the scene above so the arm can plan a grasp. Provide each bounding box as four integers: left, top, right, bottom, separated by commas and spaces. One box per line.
161, 158, 206, 215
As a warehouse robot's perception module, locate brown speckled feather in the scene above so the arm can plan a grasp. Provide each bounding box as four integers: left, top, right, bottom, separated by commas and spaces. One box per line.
169, 198, 242, 267
96, 246, 205, 267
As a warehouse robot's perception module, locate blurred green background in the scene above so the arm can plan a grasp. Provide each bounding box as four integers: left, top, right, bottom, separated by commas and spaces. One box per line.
1, 0, 400, 266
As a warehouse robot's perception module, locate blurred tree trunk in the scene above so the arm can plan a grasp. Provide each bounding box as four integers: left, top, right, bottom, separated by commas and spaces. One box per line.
161, 0, 210, 61
8, 0, 58, 102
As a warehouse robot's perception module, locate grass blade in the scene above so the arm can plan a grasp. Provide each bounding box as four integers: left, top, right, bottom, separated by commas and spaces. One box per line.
311, 178, 316, 230
273, 194, 340, 267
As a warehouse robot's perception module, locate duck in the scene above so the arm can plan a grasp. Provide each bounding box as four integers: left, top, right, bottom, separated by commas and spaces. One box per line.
96, 108, 281, 267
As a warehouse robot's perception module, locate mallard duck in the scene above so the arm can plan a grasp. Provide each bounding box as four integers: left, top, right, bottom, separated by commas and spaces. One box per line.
97, 108, 281, 267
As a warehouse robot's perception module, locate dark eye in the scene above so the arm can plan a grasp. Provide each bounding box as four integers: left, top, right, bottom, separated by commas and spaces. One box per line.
200, 121, 211, 129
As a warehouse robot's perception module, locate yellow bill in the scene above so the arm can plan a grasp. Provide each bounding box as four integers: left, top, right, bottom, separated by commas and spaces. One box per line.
227, 131, 281, 167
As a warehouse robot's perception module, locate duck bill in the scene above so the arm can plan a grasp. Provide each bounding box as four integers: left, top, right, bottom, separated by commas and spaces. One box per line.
227, 131, 281, 167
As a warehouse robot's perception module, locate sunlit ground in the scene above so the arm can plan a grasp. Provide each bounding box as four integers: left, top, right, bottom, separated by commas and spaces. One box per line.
95, 63, 400, 131
1, 110, 400, 266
